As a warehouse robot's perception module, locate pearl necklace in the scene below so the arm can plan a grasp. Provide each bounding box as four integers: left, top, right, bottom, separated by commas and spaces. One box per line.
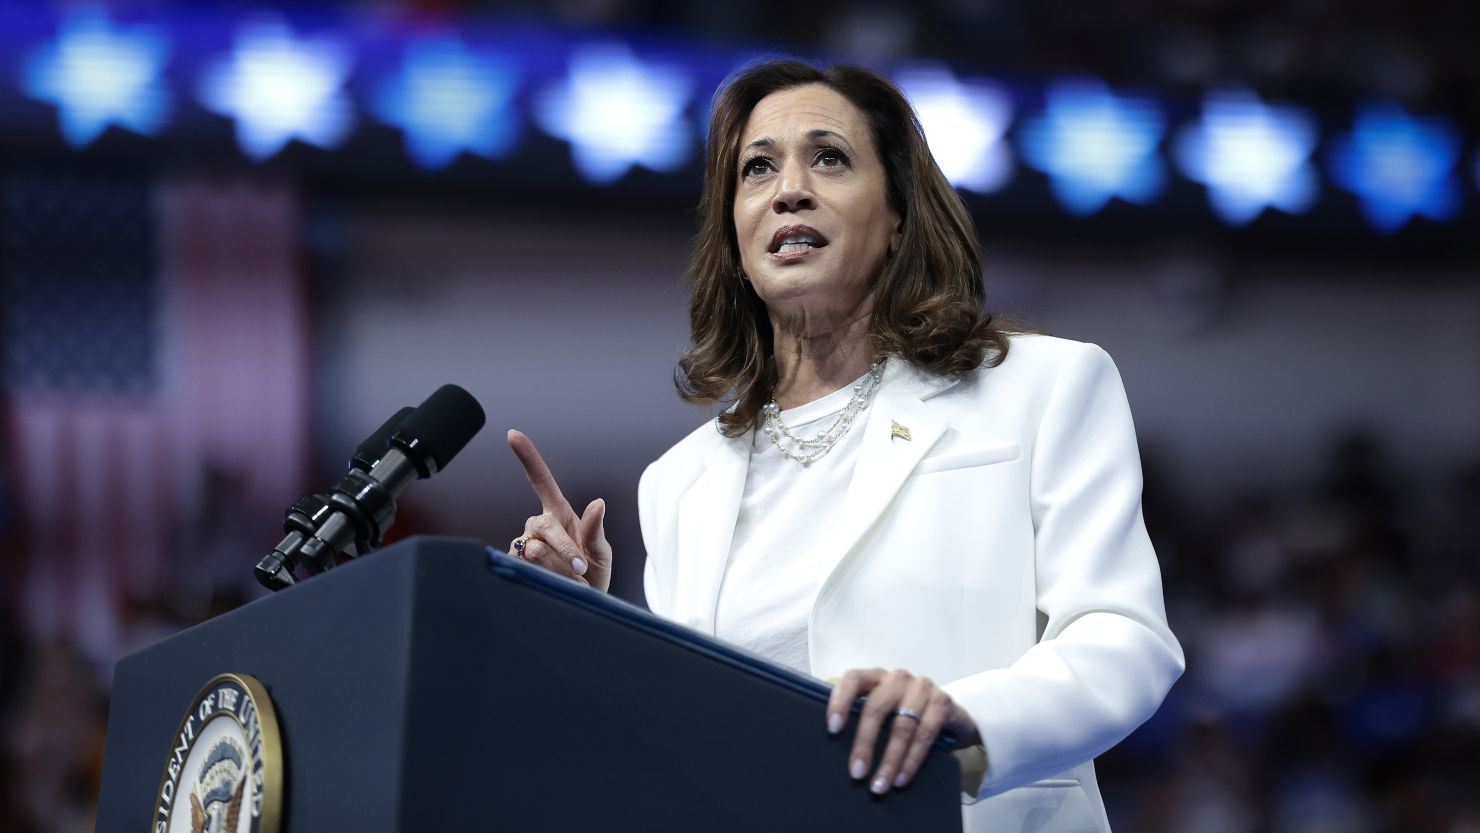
761, 358, 887, 464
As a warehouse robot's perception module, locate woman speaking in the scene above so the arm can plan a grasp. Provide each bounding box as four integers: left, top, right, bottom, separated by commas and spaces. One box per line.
505, 61, 1183, 833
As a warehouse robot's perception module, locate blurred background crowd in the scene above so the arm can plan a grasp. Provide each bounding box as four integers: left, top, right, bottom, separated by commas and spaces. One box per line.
1, 1, 1477, 831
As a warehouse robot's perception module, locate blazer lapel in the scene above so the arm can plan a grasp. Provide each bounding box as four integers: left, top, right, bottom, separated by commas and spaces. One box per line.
813, 363, 957, 603
672, 429, 750, 633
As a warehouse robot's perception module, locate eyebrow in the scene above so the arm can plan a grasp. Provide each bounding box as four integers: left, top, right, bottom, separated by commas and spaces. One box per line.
744, 129, 852, 152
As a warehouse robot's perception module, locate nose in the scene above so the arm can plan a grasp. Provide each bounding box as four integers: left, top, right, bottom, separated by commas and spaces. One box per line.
772, 161, 815, 213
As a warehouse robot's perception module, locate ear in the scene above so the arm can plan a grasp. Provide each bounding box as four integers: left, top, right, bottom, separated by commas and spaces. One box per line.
888, 217, 903, 257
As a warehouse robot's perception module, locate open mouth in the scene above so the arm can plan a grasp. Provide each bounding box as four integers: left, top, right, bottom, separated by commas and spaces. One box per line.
769, 225, 830, 254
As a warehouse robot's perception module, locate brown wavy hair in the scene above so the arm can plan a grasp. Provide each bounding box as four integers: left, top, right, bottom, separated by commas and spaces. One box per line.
678, 60, 1014, 436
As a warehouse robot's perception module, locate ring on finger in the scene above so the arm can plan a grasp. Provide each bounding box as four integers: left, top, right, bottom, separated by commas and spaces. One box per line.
512, 534, 532, 559
894, 707, 922, 722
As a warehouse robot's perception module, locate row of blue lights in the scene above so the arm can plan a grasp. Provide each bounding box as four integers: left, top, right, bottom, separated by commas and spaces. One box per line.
5, 7, 1477, 234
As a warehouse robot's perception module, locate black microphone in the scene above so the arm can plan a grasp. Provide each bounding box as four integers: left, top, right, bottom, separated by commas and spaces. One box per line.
255, 406, 414, 589
386, 384, 487, 478
255, 386, 486, 590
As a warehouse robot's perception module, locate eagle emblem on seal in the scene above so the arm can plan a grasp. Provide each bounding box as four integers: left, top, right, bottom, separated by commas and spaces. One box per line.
188, 737, 247, 833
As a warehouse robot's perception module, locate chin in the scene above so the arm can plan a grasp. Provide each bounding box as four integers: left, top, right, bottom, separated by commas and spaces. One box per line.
753, 270, 827, 300
754, 272, 867, 310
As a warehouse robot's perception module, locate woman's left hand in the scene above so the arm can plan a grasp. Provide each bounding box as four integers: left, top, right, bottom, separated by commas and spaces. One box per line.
827, 667, 982, 795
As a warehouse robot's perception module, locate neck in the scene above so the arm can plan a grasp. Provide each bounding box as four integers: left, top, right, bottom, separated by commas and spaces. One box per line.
769, 299, 875, 410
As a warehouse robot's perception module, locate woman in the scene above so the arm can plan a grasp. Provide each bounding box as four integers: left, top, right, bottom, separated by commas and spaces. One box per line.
507, 61, 1183, 833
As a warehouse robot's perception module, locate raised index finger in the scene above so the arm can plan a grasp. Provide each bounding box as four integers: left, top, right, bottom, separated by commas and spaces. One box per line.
507, 429, 576, 524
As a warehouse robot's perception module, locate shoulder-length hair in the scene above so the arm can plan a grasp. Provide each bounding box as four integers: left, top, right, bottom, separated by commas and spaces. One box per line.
678, 60, 1012, 436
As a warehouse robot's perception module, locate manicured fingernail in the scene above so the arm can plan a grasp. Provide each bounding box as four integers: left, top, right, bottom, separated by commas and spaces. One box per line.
871, 777, 888, 794
894, 772, 908, 787
850, 759, 867, 780
572, 558, 587, 575
827, 713, 844, 734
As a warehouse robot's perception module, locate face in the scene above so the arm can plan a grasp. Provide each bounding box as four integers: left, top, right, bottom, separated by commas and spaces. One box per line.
733, 84, 901, 319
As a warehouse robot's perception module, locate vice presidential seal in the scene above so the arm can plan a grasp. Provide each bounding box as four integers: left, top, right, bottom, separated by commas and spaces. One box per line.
152, 674, 282, 833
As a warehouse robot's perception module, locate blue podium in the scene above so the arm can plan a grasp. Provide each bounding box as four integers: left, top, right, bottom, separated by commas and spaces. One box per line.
95, 536, 963, 831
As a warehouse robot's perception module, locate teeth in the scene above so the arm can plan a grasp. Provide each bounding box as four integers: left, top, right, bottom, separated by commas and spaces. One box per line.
775, 232, 822, 252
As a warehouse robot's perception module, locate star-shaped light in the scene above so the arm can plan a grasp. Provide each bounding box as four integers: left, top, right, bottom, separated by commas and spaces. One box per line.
1175, 90, 1318, 226
1328, 103, 1462, 234
198, 19, 354, 160
19, 9, 171, 147
373, 36, 520, 171
533, 43, 693, 185
1019, 80, 1166, 216
894, 67, 1014, 193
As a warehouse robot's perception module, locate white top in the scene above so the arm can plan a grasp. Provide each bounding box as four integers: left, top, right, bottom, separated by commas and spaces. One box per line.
714, 369, 875, 675
640, 336, 1185, 827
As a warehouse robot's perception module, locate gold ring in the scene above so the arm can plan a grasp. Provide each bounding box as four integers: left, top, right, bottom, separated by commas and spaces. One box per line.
512, 535, 532, 559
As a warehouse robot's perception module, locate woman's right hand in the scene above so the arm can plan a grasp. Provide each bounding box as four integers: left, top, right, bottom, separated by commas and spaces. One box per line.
506, 429, 613, 593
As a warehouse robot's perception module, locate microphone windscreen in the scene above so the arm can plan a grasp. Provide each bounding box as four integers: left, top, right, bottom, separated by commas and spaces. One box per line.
398, 384, 486, 473
352, 406, 415, 471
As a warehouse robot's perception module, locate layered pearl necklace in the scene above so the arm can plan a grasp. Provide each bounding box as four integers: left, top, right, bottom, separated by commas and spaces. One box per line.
761, 358, 887, 464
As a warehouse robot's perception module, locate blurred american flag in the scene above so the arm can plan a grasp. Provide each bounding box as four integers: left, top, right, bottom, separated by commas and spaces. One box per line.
1, 174, 311, 661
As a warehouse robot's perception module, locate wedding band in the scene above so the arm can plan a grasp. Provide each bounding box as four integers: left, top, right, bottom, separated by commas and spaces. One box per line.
895, 707, 922, 722
512, 535, 532, 558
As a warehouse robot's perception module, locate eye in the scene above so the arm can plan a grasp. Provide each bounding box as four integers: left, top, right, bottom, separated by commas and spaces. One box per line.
741, 156, 774, 179
815, 147, 849, 168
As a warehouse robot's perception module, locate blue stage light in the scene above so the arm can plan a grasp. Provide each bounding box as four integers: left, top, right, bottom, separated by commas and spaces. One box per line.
1175, 90, 1318, 225
372, 35, 520, 171
1019, 80, 1166, 216
197, 18, 354, 160
533, 43, 694, 185
18, 8, 171, 147
1328, 103, 1462, 234
894, 67, 1014, 193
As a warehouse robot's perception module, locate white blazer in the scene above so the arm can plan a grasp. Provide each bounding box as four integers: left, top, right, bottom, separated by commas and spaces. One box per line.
638, 335, 1184, 833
